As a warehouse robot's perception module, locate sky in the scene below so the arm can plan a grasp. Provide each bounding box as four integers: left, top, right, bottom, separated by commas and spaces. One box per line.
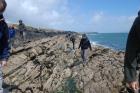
4, 0, 140, 33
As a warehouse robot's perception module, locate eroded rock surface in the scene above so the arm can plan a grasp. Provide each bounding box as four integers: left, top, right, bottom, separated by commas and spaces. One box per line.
3, 35, 125, 93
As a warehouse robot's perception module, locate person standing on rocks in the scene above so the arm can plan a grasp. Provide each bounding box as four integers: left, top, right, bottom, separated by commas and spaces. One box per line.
0, 0, 9, 93
9, 25, 16, 49
70, 34, 76, 50
124, 10, 140, 93
79, 34, 92, 63
18, 20, 26, 41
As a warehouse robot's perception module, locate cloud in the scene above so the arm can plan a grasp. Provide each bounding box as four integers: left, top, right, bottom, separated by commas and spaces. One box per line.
4, 0, 75, 31
92, 12, 103, 23
4, 0, 136, 32
90, 12, 136, 32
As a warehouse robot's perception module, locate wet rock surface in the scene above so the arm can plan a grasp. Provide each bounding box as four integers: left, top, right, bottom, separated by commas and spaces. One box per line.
4, 31, 125, 93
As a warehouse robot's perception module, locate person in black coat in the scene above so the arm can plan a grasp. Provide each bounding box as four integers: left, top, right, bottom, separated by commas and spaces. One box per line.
124, 10, 140, 92
79, 34, 92, 63
0, 0, 9, 92
18, 20, 26, 41
70, 34, 76, 50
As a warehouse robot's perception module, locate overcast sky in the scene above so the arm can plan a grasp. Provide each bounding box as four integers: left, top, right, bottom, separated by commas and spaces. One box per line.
4, 0, 140, 33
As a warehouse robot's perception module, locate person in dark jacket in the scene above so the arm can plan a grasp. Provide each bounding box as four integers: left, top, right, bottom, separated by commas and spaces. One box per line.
9, 25, 16, 49
79, 34, 92, 63
124, 10, 140, 92
0, 0, 9, 92
70, 34, 76, 50
18, 20, 26, 41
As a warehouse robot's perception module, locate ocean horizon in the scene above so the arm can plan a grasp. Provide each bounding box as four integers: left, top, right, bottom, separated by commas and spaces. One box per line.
87, 33, 128, 51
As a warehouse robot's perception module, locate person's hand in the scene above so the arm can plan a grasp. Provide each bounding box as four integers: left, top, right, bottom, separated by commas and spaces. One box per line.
1, 60, 7, 67
128, 81, 139, 91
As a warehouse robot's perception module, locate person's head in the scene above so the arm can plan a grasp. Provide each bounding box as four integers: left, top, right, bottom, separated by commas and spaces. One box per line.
9, 25, 15, 29
138, 10, 140, 16
9, 25, 12, 29
82, 34, 87, 39
0, 0, 7, 14
11, 25, 15, 29
19, 20, 23, 24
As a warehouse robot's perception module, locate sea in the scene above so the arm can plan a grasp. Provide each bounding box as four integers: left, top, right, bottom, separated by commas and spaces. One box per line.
87, 33, 128, 51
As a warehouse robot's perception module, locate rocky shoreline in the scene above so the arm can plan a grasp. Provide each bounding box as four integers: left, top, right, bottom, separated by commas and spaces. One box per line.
3, 27, 125, 93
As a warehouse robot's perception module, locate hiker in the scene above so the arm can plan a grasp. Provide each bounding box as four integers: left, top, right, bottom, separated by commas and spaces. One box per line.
79, 34, 92, 63
124, 10, 140, 93
65, 33, 71, 40
0, 0, 9, 92
70, 34, 76, 50
18, 20, 26, 41
9, 25, 16, 49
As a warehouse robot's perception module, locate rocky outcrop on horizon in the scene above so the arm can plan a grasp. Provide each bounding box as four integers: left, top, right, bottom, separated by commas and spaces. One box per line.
13, 25, 77, 48
3, 33, 125, 93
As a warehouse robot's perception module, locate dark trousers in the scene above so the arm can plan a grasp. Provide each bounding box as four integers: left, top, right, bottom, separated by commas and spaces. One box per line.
81, 49, 88, 63
72, 41, 75, 49
20, 31, 25, 41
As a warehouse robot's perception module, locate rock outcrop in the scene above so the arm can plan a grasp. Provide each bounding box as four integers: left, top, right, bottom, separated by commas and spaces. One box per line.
13, 26, 77, 48
4, 29, 125, 93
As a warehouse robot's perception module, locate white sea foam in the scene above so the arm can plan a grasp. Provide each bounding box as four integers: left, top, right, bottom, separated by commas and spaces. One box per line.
91, 41, 114, 50
91, 41, 98, 45
87, 34, 98, 35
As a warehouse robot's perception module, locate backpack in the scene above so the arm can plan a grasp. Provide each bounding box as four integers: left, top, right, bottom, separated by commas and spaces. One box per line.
9, 28, 15, 38
81, 39, 90, 49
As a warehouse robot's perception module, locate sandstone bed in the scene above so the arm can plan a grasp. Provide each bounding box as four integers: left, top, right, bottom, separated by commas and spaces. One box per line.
2, 33, 125, 93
